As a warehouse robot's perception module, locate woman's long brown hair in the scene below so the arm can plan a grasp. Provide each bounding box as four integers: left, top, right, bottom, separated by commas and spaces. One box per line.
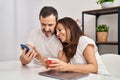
56, 17, 84, 62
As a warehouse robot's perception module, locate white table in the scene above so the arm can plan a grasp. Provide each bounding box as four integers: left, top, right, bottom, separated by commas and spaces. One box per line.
0, 60, 116, 80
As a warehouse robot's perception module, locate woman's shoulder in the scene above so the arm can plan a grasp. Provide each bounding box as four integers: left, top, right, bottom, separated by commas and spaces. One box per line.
78, 36, 96, 46
79, 36, 94, 42
77, 36, 98, 54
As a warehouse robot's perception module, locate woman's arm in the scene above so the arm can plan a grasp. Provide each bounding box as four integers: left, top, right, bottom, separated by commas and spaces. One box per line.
50, 44, 98, 74
57, 50, 68, 62
67, 44, 98, 73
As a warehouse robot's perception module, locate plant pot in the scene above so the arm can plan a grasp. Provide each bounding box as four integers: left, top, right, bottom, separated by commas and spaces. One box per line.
101, 2, 113, 9
97, 32, 108, 42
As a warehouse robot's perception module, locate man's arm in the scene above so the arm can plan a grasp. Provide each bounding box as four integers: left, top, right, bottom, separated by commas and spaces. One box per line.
34, 47, 47, 67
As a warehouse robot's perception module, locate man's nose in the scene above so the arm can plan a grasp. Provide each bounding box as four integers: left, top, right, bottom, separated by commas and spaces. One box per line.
45, 26, 49, 31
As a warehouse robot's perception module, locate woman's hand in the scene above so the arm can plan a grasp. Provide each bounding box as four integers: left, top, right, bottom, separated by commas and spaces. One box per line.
49, 59, 69, 71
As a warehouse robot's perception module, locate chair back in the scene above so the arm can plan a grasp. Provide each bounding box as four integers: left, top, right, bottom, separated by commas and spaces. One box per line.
101, 54, 120, 78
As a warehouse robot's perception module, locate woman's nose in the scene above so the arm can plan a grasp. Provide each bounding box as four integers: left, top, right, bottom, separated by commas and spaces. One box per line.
56, 31, 59, 36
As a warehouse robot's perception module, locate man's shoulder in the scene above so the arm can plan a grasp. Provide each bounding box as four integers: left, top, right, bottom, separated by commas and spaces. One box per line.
32, 28, 40, 32
54, 36, 62, 47
30, 28, 41, 34
52, 35, 61, 42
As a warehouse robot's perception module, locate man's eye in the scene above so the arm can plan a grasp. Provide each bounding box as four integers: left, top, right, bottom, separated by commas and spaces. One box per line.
42, 24, 46, 26
48, 24, 53, 26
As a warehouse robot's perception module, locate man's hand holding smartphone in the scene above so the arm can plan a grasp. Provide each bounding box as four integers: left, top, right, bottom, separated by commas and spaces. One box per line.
20, 44, 37, 65
20, 44, 45, 66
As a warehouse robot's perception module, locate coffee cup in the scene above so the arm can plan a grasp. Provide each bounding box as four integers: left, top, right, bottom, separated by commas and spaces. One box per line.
47, 58, 58, 68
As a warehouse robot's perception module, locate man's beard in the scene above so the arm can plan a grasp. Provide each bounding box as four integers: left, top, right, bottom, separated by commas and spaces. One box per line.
42, 29, 54, 37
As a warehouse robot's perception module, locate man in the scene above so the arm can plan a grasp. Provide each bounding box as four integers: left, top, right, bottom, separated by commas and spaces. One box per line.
20, 6, 64, 66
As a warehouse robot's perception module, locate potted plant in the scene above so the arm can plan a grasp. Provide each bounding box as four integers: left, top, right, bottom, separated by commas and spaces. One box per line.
96, 24, 109, 42
96, 0, 115, 8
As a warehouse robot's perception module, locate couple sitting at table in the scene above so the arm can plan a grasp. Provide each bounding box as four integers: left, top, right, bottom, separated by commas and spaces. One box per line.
20, 6, 110, 76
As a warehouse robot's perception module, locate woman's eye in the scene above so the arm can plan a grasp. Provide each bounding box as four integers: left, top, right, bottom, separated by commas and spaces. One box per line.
59, 29, 62, 31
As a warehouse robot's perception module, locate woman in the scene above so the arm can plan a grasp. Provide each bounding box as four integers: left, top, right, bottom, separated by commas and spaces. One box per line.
49, 17, 110, 75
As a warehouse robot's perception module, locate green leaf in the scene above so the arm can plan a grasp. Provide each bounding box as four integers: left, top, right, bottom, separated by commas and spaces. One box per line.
96, 24, 109, 32
96, 0, 115, 4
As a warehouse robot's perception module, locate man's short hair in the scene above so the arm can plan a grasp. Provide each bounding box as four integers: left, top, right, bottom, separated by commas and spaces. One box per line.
39, 6, 58, 20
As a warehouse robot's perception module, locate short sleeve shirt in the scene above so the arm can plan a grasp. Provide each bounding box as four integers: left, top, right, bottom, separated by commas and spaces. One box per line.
70, 36, 110, 75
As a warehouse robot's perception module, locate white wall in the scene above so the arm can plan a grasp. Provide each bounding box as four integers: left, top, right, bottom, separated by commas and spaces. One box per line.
0, 0, 120, 61
0, 0, 17, 61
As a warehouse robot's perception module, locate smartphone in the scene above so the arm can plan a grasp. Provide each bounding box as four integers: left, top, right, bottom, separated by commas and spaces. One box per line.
20, 44, 30, 53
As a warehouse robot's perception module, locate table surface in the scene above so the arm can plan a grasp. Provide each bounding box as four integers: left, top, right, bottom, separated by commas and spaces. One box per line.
0, 60, 117, 80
